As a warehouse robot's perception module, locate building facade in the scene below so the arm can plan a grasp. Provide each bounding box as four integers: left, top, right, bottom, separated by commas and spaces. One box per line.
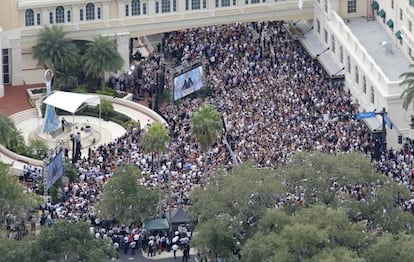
1, 0, 414, 148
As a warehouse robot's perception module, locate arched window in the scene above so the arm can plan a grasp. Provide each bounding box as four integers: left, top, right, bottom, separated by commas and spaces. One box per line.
86, 3, 95, 20
132, 0, 141, 15
25, 9, 35, 26
56, 6, 65, 23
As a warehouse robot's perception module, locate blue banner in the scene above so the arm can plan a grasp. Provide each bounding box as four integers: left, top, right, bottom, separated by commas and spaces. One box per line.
42, 104, 59, 133
355, 111, 376, 120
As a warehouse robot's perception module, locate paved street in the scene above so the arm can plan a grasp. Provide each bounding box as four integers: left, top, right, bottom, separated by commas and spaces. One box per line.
118, 249, 198, 262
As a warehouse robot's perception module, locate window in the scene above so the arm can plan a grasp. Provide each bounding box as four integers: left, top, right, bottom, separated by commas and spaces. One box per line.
222, 0, 230, 6
161, 0, 170, 13
391, 0, 394, 9
192, 0, 201, 9
80, 9, 84, 21
143, 3, 147, 14
331, 35, 335, 53
355, 66, 359, 84
363, 76, 367, 94
370, 86, 375, 104
215, 0, 219, 7
36, 13, 41, 25
347, 56, 351, 73
204, 0, 207, 8
86, 3, 95, 20
347, 0, 356, 14
400, 8, 403, 21
155, 1, 160, 13
132, 0, 140, 15
2, 49, 10, 84
25, 9, 34, 26
125, 4, 129, 16
49, 12, 53, 24
340, 46, 343, 63
251, 0, 260, 4
316, 19, 320, 34
324, 29, 328, 43
324, 0, 328, 12
233, 0, 236, 5
56, 6, 65, 24
97, 7, 101, 19
409, 21, 412, 32
409, 47, 412, 57
67, 10, 71, 22
173, 0, 177, 11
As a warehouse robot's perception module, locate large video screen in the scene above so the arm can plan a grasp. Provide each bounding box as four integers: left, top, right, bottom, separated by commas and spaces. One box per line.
173, 65, 204, 101
46, 152, 64, 190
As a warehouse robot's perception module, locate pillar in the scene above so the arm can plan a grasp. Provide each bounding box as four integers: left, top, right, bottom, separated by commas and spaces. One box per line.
116, 32, 131, 71
10, 38, 24, 86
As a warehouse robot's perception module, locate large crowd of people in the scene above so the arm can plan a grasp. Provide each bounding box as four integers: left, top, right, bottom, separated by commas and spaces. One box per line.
12, 21, 414, 257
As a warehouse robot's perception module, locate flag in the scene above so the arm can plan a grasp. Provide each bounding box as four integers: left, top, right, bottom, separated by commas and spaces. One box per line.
298, 0, 303, 10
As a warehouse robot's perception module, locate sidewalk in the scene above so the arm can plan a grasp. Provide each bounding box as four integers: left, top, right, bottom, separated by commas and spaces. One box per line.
140, 248, 199, 260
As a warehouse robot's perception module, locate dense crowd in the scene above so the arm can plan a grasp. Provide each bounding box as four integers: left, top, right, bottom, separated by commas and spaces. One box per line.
12, 21, 414, 256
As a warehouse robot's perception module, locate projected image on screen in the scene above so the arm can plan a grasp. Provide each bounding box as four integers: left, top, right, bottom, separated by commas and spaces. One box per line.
46, 152, 64, 190
173, 66, 204, 101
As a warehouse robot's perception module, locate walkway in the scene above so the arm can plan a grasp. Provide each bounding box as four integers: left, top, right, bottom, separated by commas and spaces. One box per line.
0, 84, 43, 115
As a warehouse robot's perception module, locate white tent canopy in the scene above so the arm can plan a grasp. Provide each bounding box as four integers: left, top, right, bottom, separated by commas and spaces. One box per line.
43, 91, 100, 114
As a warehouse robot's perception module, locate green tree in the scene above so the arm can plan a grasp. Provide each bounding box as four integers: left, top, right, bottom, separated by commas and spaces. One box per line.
95, 164, 157, 223
0, 113, 25, 152
192, 218, 238, 260
140, 121, 170, 171
27, 138, 49, 160
189, 165, 285, 260
190, 103, 222, 167
82, 36, 124, 89
98, 99, 114, 119
400, 55, 414, 110
29, 220, 116, 261
32, 25, 79, 87
140, 122, 170, 213
0, 162, 39, 229
363, 232, 414, 262
0, 112, 14, 148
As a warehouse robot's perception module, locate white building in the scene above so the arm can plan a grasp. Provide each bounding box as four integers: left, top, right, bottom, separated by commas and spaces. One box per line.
1, 0, 413, 148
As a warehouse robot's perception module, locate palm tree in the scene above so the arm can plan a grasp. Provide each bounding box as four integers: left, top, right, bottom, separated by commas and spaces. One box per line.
32, 25, 79, 87
82, 36, 124, 89
141, 122, 171, 172
400, 56, 414, 110
140, 122, 171, 214
0, 113, 14, 147
0, 113, 24, 151
190, 103, 223, 168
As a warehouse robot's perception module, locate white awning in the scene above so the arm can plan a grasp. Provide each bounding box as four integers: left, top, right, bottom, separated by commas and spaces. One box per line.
43, 91, 100, 114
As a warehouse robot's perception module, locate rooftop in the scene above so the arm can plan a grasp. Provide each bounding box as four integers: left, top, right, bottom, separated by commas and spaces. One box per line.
347, 17, 411, 81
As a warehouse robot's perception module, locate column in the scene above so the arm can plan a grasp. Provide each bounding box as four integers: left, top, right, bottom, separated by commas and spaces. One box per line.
10, 38, 24, 86
116, 32, 131, 71
0, 27, 4, 97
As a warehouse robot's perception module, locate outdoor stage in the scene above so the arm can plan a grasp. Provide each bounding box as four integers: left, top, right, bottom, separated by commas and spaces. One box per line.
22, 116, 126, 156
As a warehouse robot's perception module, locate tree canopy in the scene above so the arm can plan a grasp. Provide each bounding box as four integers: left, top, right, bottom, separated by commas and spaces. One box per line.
81, 36, 124, 88
32, 25, 79, 75
190, 152, 414, 261
190, 103, 222, 153
95, 164, 157, 224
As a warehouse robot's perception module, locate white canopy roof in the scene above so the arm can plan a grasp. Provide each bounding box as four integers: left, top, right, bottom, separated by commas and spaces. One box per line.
43, 91, 100, 114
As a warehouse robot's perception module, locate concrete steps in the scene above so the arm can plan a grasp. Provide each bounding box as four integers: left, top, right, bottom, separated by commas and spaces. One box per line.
10, 108, 38, 125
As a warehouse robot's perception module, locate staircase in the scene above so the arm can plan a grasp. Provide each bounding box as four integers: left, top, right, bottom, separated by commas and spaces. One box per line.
10, 108, 38, 124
